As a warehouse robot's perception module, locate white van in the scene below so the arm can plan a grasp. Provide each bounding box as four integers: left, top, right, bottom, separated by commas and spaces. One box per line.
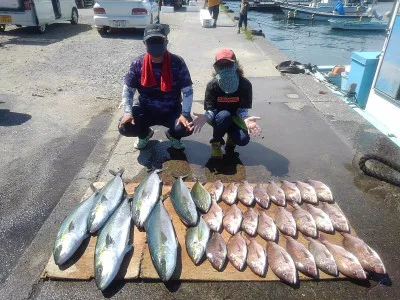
0, 0, 79, 33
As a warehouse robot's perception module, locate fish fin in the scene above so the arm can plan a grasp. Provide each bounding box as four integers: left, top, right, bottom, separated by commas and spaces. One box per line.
100, 194, 108, 203
90, 183, 99, 192
68, 221, 75, 232
109, 168, 125, 177
161, 232, 168, 244
160, 192, 170, 202
171, 173, 191, 180
106, 234, 114, 247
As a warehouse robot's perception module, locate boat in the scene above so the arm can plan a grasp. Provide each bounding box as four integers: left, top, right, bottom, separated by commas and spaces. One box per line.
329, 18, 388, 30
280, 4, 374, 21
280, 0, 368, 14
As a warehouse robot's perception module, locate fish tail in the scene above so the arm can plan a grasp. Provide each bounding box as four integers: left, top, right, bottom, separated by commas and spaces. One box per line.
109, 168, 125, 176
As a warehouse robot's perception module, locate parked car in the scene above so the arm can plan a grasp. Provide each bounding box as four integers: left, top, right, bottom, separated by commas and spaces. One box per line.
0, 0, 78, 33
75, 0, 95, 8
93, 0, 160, 35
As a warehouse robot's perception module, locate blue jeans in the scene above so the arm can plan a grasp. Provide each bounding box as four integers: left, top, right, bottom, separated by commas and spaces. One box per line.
118, 105, 193, 139
207, 110, 250, 146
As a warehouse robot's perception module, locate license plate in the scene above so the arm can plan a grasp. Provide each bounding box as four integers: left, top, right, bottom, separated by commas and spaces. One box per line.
0, 15, 12, 23
113, 20, 126, 28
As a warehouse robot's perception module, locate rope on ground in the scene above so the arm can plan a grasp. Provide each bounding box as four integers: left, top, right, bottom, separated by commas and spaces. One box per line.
359, 154, 400, 187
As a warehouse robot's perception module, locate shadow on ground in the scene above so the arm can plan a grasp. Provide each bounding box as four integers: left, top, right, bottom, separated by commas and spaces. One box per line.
0, 109, 31, 126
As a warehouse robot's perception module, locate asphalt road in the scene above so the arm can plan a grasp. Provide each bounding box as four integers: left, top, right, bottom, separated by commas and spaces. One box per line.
0, 8, 146, 284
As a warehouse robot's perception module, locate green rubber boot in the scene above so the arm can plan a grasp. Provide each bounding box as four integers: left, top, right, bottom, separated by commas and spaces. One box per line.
211, 142, 223, 159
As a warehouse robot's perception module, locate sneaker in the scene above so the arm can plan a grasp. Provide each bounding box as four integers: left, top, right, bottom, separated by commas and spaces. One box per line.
165, 130, 185, 150
211, 142, 223, 159
225, 135, 236, 154
133, 128, 154, 149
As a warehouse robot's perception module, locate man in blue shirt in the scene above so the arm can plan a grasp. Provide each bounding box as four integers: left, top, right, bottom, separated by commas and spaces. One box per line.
334, 0, 345, 15
119, 24, 194, 150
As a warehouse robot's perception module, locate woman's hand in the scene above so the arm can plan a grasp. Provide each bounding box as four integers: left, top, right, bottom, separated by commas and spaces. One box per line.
176, 115, 194, 132
119, 113, 134, 131
244, 116, 262, 136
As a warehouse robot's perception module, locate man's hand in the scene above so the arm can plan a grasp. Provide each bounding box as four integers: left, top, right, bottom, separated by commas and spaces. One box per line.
192, 112, 207, 134
119, 113, 134, 131
244, 116, 262, 136
176, 114, 194, 132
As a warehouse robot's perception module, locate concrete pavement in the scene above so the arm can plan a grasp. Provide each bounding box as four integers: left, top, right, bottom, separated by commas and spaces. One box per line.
2, 4, 400, 300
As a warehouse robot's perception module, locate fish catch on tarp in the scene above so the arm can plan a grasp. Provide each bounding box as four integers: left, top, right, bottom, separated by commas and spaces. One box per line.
202, 199, 223, 232
206, 232, 227, 271
88, 169, 125, 233
307, 237, 338, 277
322, 203, 349, 232
305, 204, 334, 233
285, 236, 318, 279
221, 182, 238, 205
275, 207, 297, 237
257, 211, 278, 242
94, 197, 132, 291
131, 169, 162, 228
227, 233, 248, 271
237, 181, 255, 206
295, 181, 318, 204
241, 208, 259, 237
341, 233, 386, 274
319, 235, 366, 280
207, 180, 224, 203
170, 176, 198, 226
191, 179, 212, 213
281, 180, 302, 204
266, 181, 286, 206
54, 187, 99, 266
267, 242, 297, 285
307, 180, 334, 203
246, 238, 267, 277
291, 204, 317, 238
253, 184, 270, 209
186, 217, 210, 265
145, 200, 178, 282
223, 204, 243, 235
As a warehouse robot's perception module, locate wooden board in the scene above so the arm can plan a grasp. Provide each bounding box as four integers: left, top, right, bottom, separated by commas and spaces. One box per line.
42, 182, 354, 281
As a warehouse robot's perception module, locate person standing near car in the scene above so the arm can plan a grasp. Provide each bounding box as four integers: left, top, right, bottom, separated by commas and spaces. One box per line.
204, 0, 221, 28
118, 24, 194, 150
237, 0, 249, 34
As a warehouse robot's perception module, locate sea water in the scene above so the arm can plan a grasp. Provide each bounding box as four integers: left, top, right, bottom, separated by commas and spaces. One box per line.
225, 1, 395, 65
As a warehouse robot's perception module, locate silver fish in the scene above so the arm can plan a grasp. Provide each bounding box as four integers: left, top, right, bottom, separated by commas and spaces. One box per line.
322, 203, 349, 232
227, 233, 248, 271
246, 238, 267, 277
221, 182, 238, 205
170, 176, 198, 226
266, 181, 286, 206
295, 181, 318, 204
223, 204, 243, 235
305, 204, 334, 233
191, 179, 212, 213
54, 189, 99, 265
257, 211, 278, 241
94, 197, 132, 290
275, 207, 297, 237
307, 180, 334, 203
208, 180, 224, 203
145, 200, 178, 282
202, 199, 223, 232
291, 204, 317, 238
206, 232, 227, 271
88, 169, 125, 233
281, 180, 301, 204
185, 217, 210, 265
285, 236, 318, 278
319, 235, 366, 280
237, 181, 255, 206
342, 233, 386, 274
307, 237, 338, 277
131, 169, 161, 228
253, 184, 270, 209
241, 208, 259, 236
267, 242, 297, 285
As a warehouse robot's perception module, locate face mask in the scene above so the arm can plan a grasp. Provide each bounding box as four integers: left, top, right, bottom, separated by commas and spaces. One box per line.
146, 43, 166, 57
214, 62, 239, 94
